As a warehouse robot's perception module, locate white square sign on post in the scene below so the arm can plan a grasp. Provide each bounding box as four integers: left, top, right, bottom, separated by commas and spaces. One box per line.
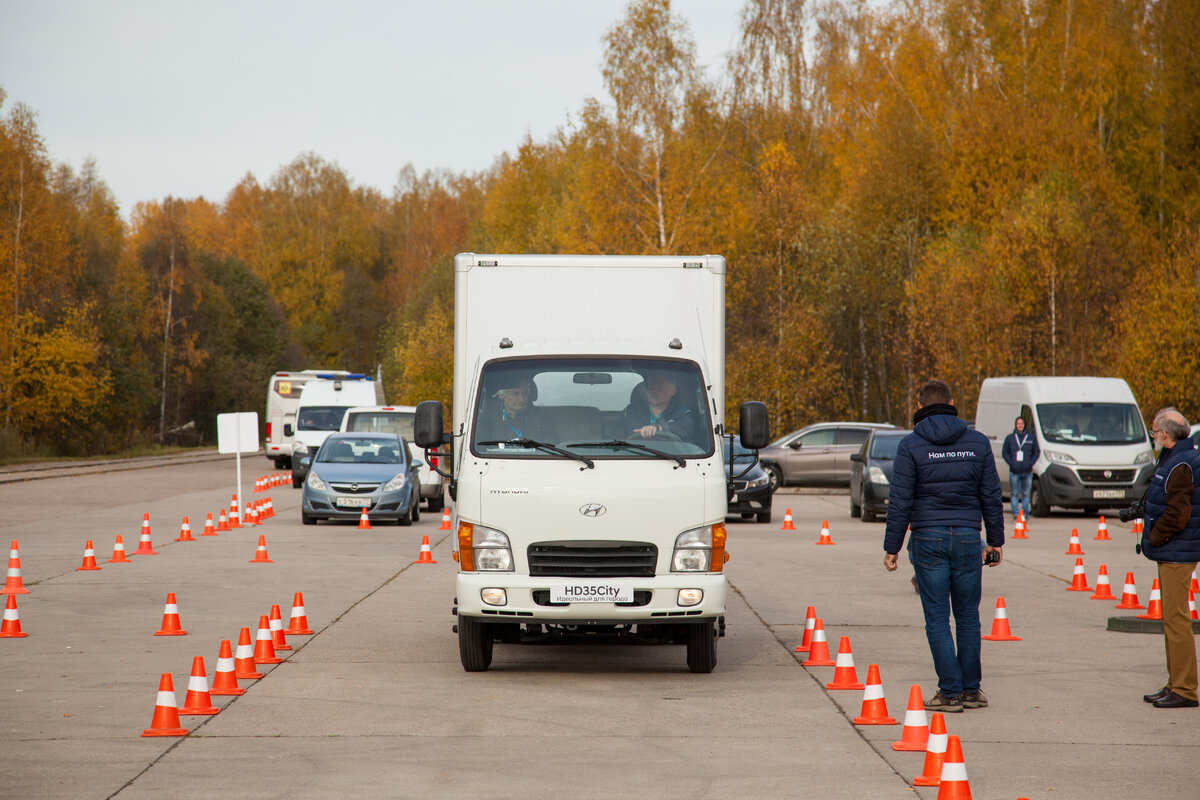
217, 412, 260, 526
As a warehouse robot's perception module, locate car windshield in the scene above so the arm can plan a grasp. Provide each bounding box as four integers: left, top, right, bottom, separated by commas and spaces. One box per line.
722, 437, 757, 464
869, 434, 906, 459
317, 438, 405, 464
345, 411, 415, 439
471, 357, 713, 459
297, 406, 350, 431
1036, 403, 1146, 445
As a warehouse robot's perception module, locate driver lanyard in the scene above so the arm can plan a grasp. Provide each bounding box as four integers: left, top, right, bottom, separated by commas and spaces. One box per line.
502, 409, 523, 439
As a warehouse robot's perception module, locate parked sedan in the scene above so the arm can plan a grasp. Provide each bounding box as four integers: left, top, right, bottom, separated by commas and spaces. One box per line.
759, 421, 897, 489
723, 436, 772, 523
848, 428, 909, 522
299, 432, 422, 525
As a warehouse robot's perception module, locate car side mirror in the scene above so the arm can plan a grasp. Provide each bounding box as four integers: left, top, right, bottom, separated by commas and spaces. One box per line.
298, 456, 311, 468
849, 453, 863, 463
283, 423, 294, 437
414, 401, 445, 449
411, 460, 424, 469
788, 440, 802, 450
738, 401, 770, 450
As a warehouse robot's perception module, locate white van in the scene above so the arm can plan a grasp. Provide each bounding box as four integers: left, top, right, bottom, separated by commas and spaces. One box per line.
975, 377, 1154, 516
291, 378, 385, 487
264, 370, 361, 468
340, 406, 446, 511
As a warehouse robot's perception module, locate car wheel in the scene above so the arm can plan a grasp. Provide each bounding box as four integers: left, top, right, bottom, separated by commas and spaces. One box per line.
686, 619, 718, 674
756, 509, 772, 524
301, 513, 316, 526
862, 507, 877, 523
411, 492, 420, 523
765, 463, 783, 493
398, 503, 414, 527
849, 492, 862, 518
1031, 477, 1051, 517
458, 616, 494, 672
292, 474, 303, 489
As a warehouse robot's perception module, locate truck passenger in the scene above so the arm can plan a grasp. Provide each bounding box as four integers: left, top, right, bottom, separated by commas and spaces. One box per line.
476, 377, 557, 444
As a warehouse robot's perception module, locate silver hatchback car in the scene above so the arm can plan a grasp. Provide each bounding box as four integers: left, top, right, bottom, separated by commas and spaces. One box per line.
759, 421, 897, 490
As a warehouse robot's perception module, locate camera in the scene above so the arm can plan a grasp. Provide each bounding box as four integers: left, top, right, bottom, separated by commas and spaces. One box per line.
1118, 501, 1145, 523
985, 550, 999, 565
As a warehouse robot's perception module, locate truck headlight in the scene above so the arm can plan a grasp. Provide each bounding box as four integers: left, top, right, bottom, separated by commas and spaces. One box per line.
458, 523, 513, 572
1044, 449, 1076, 465
672, 524, 726, 573
1134, 450, 1154, 465
307, 472, 327, 491
868, 466, 889, 485
383, 472, 407, 491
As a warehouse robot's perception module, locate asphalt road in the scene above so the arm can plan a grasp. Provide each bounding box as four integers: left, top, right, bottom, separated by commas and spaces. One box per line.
2, 457, 1199, 799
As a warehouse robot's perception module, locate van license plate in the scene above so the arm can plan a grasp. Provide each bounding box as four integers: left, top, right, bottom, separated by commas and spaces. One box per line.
335, 497, 372, 508
1091, 489, 1124, 500
549, 583, 635, 604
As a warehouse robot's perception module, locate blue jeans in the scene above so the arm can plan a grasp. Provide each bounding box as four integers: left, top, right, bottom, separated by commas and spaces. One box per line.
908, 527, 983, 697
1009, 472, 1033, 517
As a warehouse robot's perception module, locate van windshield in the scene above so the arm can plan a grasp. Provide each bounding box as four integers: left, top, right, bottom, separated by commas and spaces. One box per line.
472, 357, 713, 459
346, 411, 415, 439
1036, 403, 1146, 445
297, 406, 350, 432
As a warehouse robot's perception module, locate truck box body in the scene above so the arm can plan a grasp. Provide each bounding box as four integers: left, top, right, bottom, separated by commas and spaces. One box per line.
442, 253, 736, 672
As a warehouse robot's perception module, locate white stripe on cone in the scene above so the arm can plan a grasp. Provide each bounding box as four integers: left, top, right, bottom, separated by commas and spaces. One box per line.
155, 690, 178, 709
862, 683, 884, 700
235, 641, 253, 659
290, 606, 306, 619
3, 607, 18, 622
902, 707, 926, 725
163, 604, 179, 614
187, 674, 209, 692
926, 731, 947, 752
835, 651, 855, 667
940, 761, 969, 781
216, 656, 235, 672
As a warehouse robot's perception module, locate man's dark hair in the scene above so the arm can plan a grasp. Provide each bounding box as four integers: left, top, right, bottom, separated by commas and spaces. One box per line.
918, 380, 952, 406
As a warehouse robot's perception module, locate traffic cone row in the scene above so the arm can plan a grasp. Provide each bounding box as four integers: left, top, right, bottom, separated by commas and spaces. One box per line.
815, 519, 835, 545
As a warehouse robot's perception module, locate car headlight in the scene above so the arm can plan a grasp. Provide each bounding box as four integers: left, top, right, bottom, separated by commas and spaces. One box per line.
745, 475, 769, 489
383, 472, 407, 492
1134, 450, 1154, 465
457, 524, 513, 571
1044, 449, 1076, 465
306, 472, 327, 491
672, 524, 726, 573
868, 466, 889, 485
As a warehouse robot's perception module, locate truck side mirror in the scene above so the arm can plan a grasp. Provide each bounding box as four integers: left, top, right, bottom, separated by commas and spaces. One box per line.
414, 401, 445, 449
738, 401, 770, 450
283, 423, 294, 437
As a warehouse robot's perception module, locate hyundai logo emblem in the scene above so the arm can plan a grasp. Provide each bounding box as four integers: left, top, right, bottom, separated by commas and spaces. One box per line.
579, 503, 607, 517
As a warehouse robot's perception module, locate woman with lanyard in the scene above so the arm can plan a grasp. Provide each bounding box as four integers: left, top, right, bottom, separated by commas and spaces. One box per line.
1002, 416, 1040, 519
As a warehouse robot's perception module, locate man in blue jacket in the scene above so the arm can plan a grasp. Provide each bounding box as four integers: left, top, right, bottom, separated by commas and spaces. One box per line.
1140, 408, 1200, 709
884, 380, 1005, 713
1001, 417, 1040, 518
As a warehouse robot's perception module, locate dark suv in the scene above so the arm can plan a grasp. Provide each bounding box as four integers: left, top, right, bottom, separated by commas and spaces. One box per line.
848, 429, 909, 522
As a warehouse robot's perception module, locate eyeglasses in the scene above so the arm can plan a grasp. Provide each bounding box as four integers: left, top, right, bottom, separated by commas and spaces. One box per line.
1149, 429, 1162, 436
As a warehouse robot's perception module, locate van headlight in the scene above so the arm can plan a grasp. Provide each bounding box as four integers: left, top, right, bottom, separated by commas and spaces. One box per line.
306, 472, 327, 491
1134, 450, 1154, 465
1044, 449, 1076, 464
383, 472, 407, 491
868, 466, 889, 485
472, 526, 513, 571
672, 524, 726, 573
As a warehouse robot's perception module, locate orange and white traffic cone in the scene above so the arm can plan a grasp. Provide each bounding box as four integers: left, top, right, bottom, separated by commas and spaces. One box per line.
154, 592, 188, 636
912, 712, 948, 786
891, 684, 930, 751
780, 508, 795, 531
794, 605, 817, 653
75, 540, 102, 571
1065, 528, 1084, 555
801, 618, 835, 666
1190, 568, 1198, 594
936, 734, 972, 799
141, 673, 189, 737
1011, 513, 1027, 540
243, 501, 258, 527
981, 596, 1021, 641
2, 540, 29, 594
286, 591, 314, 635
357, 508, 372, 529
249, 534, 273, 563
217, 509, 230, 532
1089, 564, 1116, 600
133, 513, 157, 555
228, 495, 241, 529
826, 636, 865, 689
1115, 572, 1144, 609
815, 520, 835, 545
852, 664, 897, 724
1190, 590, 1198, 621
209, 639, 245, 696
1066, 557, 1091, 592
264, 497, 275, 519
253, 615, 283, 664
1136, 578, 1163, 620
234, 627, 263, 679
179, 655, 219, 716
1094, 515, 1111, 540
413, 535, 438, 564
268, 604, 291, 651
105, 535, 132, 563
438, 508, 452, 530
0, 594, 28, 637
175, 516, 194, 542
202, 512, 217, 536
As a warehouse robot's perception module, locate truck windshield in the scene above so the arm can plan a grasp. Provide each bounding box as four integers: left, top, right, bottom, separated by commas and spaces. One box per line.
472, 357, 713, 459
297, 406, 351, 431
1036, 403, 1147, 445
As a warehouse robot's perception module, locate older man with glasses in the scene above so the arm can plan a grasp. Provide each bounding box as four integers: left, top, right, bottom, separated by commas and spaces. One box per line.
1141, 408, 1200, 709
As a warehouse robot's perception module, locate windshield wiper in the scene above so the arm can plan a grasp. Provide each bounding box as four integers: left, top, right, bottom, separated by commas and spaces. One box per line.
477, 439, 595, 469
571, 440, 686, 468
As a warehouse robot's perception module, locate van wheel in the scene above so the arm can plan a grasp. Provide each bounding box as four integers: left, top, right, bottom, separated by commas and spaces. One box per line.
686, 620, 718, 673
1031, 477, 1051, 517
458, 617, 493, 672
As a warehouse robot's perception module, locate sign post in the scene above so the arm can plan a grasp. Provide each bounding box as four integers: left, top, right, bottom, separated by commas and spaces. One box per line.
217, 412, 260, 527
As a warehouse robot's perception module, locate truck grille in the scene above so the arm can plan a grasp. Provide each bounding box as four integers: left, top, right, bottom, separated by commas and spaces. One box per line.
527, 541, 657, 578
1077, 469, 1135, 484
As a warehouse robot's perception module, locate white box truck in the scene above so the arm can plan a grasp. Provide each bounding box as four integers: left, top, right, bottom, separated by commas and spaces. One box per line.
290, 377, 385, 487
975, 376, 1154, 516
414, 253, 769, 673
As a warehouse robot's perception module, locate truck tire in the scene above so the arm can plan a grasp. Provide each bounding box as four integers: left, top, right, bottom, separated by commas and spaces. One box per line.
1031, 477, 1051, 517
686, 620, 717, 673
458, 617, 493, 672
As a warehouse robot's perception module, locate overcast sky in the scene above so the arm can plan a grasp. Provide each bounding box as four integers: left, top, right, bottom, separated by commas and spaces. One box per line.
1, 1, 743, 218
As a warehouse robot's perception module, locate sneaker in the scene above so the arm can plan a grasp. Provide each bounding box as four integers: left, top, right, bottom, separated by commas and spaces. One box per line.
924, 691, 964, 713
962, 689, 988, 709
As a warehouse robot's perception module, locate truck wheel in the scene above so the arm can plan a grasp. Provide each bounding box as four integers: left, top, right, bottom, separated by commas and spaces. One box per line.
1031, 477, 1051, 517
458, 617, 493, 672
686, 620, 717, 673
